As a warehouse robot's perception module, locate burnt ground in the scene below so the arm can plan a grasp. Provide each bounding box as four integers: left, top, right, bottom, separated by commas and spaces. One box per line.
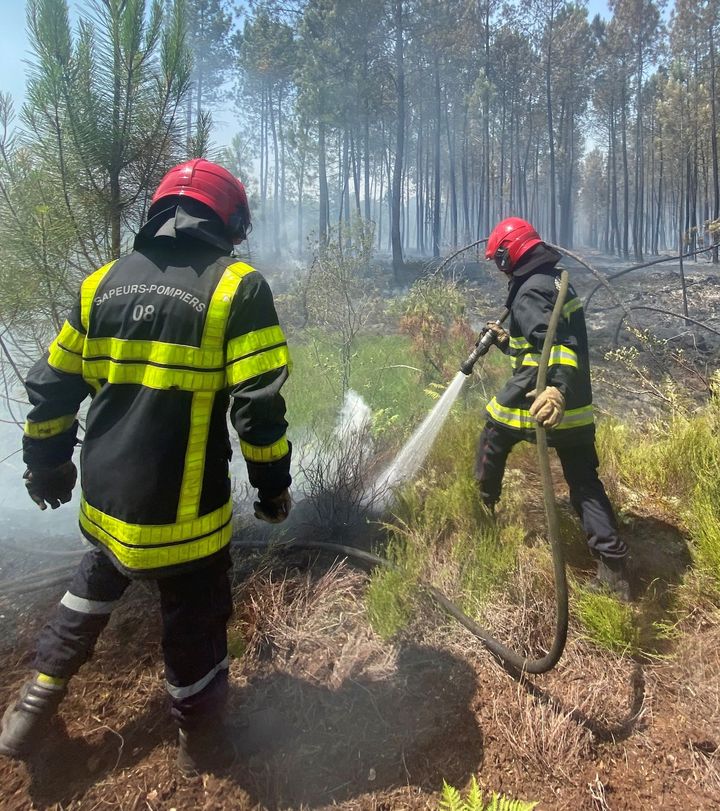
1, 250, 719, 809
1, 473, 718, 811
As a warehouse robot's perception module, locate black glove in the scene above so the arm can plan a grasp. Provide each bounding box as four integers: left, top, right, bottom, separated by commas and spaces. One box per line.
23, 461, 77, 510
253, 488, 291, 524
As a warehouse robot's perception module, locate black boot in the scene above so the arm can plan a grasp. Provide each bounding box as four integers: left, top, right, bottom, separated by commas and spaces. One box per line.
0, 674, 67, 759
177, 719, 238, 775
590, 555, 631, 602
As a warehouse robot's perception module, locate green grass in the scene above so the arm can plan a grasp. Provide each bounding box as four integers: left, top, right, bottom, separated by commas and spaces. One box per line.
284, 332, 434, 439
574, 589, 641, 655
595, 398, 720, 605
366, 406, 525, 638
688, 473, 720, 595
283, 329, 510, 442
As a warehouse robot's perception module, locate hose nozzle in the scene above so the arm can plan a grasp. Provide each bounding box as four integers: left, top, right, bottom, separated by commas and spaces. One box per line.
460, 327, 498, 375
459, 308, 510, 376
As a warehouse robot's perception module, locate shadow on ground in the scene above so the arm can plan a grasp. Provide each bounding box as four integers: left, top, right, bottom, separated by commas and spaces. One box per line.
18, 644, 483, 810
557, 503, 691, 598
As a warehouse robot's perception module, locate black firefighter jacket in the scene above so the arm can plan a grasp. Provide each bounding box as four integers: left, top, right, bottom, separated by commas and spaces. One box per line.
486, 255, 595, 447
22, 206, 291, 577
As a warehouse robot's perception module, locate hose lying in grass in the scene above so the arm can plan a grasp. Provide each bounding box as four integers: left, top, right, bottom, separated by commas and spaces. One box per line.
232, 272, 571, 676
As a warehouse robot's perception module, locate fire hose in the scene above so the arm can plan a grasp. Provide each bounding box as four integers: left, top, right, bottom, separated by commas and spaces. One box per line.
1, 276, 570, 675
233, 271, 570, 675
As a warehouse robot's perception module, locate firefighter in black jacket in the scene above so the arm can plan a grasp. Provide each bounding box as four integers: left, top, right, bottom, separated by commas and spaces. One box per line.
476, 217, 630, 600
0, 159, 292, 772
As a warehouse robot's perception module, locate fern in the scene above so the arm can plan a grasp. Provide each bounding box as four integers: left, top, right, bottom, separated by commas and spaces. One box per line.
439, 780, 464, 811
438, 777, 538, 811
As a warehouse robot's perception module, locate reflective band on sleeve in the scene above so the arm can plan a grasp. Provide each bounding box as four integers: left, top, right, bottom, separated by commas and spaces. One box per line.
24, 414, 76, 439
52, 320, 85, 354
226, 344, 290, 386
486, 397, 594, 430
509, 336, 533, 350
165, 656, 229, 700
80, 261, 117, 331
563, 297, 583, 318
227, 325, 287, 365
79, 497, 233, 571
60, 591, 118, 615
240, 435, 289, 463
36, 673, 68, 687
48, 339, 83, 374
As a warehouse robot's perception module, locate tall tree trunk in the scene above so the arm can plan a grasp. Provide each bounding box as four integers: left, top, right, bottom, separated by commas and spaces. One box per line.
391, 0, 405, 276
711, 27, 720, 262
632, 41, 644, 261
545, 0, 557, 243
446, 94, 458, 247
318, 122, 329, 244
433, 57, 441, 257
269, 87, 280, 255
621, 79, 630, 258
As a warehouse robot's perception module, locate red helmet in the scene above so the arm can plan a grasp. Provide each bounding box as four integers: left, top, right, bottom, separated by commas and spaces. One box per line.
150, 159, 250, 244
485, 217, 543, 274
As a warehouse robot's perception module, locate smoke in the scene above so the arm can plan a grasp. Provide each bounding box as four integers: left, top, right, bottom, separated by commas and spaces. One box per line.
335, 389, 372, 444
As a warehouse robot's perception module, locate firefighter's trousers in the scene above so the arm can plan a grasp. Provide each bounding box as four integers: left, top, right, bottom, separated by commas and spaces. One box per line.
475, 420, 627, 559
34, 546, 233, 728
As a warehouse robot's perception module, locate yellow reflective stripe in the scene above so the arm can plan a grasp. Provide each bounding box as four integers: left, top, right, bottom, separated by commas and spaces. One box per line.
36, 673, 68, 687
486, 397, 594, 430
176, 392, 215, 521
84, 337, 224, 370
240, 435, 289, 463
201, 261, 256, 347
48, 339, 83, 374
227, 344, 290, 386
53, 320, 85, 354
81, 359, 225, 391
80, 261, 117, 331
79, 496, 233, 571
563, 297, 583, 318
509, 336, 532, 349
175, 261, 254, 522
555, 408, 595, 428
227, 324, 287, 365
24, 414, 76, 439
520, 345, 578, 369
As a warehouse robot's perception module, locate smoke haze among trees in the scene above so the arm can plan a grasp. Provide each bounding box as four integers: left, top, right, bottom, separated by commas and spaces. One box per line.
1, 0, 720, 300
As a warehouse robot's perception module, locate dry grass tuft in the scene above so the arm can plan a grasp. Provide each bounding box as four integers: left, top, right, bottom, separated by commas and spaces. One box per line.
233, 561, 396, 687
492, 684, 593, 781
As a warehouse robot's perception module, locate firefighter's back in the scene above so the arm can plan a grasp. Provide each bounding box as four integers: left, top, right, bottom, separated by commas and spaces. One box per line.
77, 240, 247, 575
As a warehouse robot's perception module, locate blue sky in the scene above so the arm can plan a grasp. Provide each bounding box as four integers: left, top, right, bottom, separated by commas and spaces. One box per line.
2, 0, 613, 148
